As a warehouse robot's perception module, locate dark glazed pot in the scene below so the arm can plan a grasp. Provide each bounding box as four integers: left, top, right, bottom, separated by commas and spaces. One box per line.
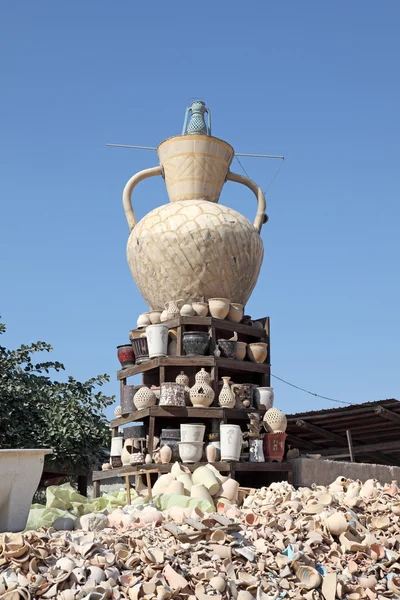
217, 339, 237, 359
117, 344, 135, 369
121, 385, 144, 415
131, 337, 149, 364
183, 331, 210, 356
160, 428, 181, 461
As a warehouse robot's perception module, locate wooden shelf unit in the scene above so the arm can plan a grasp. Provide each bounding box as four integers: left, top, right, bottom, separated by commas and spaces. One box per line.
93, 314, 293, 495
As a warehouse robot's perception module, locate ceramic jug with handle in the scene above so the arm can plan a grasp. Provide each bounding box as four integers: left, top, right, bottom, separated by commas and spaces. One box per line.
122, 101, 267, 310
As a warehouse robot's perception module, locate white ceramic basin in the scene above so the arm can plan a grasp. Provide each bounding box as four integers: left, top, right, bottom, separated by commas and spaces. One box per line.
0, 449, 52, 532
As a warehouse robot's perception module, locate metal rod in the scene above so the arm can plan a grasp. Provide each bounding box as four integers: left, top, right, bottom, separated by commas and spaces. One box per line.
106, 143, 285, 159
346, 430, 355, 462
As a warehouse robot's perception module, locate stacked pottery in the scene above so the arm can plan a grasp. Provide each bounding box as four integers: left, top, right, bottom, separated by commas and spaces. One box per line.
263, 407, 287, 462
159, 383, 186, 407
178, 442, 204, 463
220, 424, 243, 461
180, 423, 206, 443
146, 324, 168, 358
189, 369, 215, 408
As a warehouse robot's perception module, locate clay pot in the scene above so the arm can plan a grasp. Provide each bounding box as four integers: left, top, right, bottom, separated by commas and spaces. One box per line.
206, 444, 218, 462
110, 437, 124, 457
160, 445, 172, 464
131, 337, 149, 364
217, 339, 237, 359
326, 512, 348, 535
164, 300, 184, 320
121, 439, 134, 466
146, 324, 168, 358
190, 484, 213, 503
249, 438, 265, 462
149, 310, 162, 324
133, 387, 156, 410
160, 309, 169, 322
159, 382, 186, 406
235, 341, 247, 361
178, 442, 204, 463
217, 477, 240, 501
263, 432, 287, 462
247, 342, 268, 363
254, 387, 274, 410
220, 424, 243, 461
183, 331, 210, 356
167, 480, 185, 496
192, 301, 209, 317
160, 429, 180, 462
177, 473, 193, 494
227, 303, 244, 323
180, 303, 195, 317
218, 377, 235, 408
176, 371, 190, 405
263, 407, 287, 433
190, 369, 215, 408
180, 423, 206, 442
114, 405, 122, 418
209, 298, 230, 320
192, 466, 220, 495
117, 344, 135, 369
137, 313, 151, 328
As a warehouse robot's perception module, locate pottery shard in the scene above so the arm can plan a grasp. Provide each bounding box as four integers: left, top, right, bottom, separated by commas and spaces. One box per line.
80, 512, 109, 532
164, 563, 189, 591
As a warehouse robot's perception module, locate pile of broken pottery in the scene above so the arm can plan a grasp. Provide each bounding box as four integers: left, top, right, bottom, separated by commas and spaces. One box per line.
2, 477, 400, 600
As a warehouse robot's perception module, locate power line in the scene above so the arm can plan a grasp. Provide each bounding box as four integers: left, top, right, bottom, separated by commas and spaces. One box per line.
271, 373, 356, 406
263, 158, 285, 194
234, 155, 252, 180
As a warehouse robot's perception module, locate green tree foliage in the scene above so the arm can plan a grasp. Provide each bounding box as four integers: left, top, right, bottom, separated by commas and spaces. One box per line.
0, 320, 114, 472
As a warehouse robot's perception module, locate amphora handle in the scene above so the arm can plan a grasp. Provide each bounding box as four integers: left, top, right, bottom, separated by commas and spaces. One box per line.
226, 171, 268, 233
123, 166, 163, 231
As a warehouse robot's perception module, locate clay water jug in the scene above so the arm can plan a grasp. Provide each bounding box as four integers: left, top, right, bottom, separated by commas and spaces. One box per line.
122, 101, 267, 310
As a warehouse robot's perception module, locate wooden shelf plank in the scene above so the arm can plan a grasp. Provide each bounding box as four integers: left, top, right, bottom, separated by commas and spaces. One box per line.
117, 356, 270, 380
130, 317, 268, 341
110, 406, 265, 429
93, 461, 231, 481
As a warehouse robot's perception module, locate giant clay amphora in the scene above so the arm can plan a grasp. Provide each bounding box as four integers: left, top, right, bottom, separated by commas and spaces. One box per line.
123, 101, 267, 310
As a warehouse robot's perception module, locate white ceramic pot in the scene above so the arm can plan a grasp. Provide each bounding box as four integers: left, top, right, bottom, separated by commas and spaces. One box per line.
178, 442, 204, 463
137, 313, 151, 328
254, 387, 274, 410
192, 466, 220, 495
220, 424, 243, 461
249, 438, 265, 462
190, 484, 213, 504
208, 298, 230, 320
160, 445, 172, 464
227, 303, 244, 323
180, 423, 206, 443
146, 324, 168, 358
110, 437, 124, 457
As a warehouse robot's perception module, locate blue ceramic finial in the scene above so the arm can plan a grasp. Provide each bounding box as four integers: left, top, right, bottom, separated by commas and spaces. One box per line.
182, 100, 212, 135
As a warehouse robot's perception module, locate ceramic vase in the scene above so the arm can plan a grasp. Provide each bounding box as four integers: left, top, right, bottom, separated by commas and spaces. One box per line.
121, 439, 134, 466
249, 438, 265, 462
137, 313, 151, 328
217, 339, 237, 359
220, 424, 243, 461
183, 331, 210, 356
149, 310, 162, 324
131, 337, 149, 364
208, 298, 230, 320
232, 383, 254, 409
164, 300, 183, 320
146, 324, 168, 358
180, 423, 206, 443
227, 303, 244, 323
192, 301, 208, 317
247, 342, 268, 364
160, 445, 172, 464
254, 387, 274, 410
218, 377, 235, 408
190, 369, 215, 408
235, 341, 247, 361
180, 303, 195, 317
176, 371, 191, 405
117, 344, 135, 369
263, 407, 287, 433
263, 433, 287, 462
159, 383, 186, 406
110, 437, 124, 457
133, 387, 157, 410
206, 444, 218, 463
178, 442, 204, 463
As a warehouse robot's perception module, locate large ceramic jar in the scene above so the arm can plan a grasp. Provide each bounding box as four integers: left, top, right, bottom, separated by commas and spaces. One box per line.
117, 345, 135, 369
183, 331, 210, 356
122, 103, 267, 310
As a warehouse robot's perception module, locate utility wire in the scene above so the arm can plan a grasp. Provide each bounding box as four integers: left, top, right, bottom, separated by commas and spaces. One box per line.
271, 373, 356, 406
234, 155, 285, 196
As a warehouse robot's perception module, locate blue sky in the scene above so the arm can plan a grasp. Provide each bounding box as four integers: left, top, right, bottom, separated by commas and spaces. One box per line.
1, 1, 399, 419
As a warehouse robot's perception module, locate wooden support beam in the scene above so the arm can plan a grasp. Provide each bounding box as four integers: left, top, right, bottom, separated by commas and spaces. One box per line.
286, 433, 317, 451
374, 406, 400, 424
296, 419, 347, 445
346, 430, 355, 462
318, 439, 400, 457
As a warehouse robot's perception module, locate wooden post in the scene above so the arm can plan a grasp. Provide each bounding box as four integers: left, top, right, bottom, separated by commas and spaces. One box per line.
125, 475, 132, 504
146, 471, 153, 499
148, 416, 155, 455
176, 326, 183, 356
93, 481, 100, 498
346, 430, 355, 462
